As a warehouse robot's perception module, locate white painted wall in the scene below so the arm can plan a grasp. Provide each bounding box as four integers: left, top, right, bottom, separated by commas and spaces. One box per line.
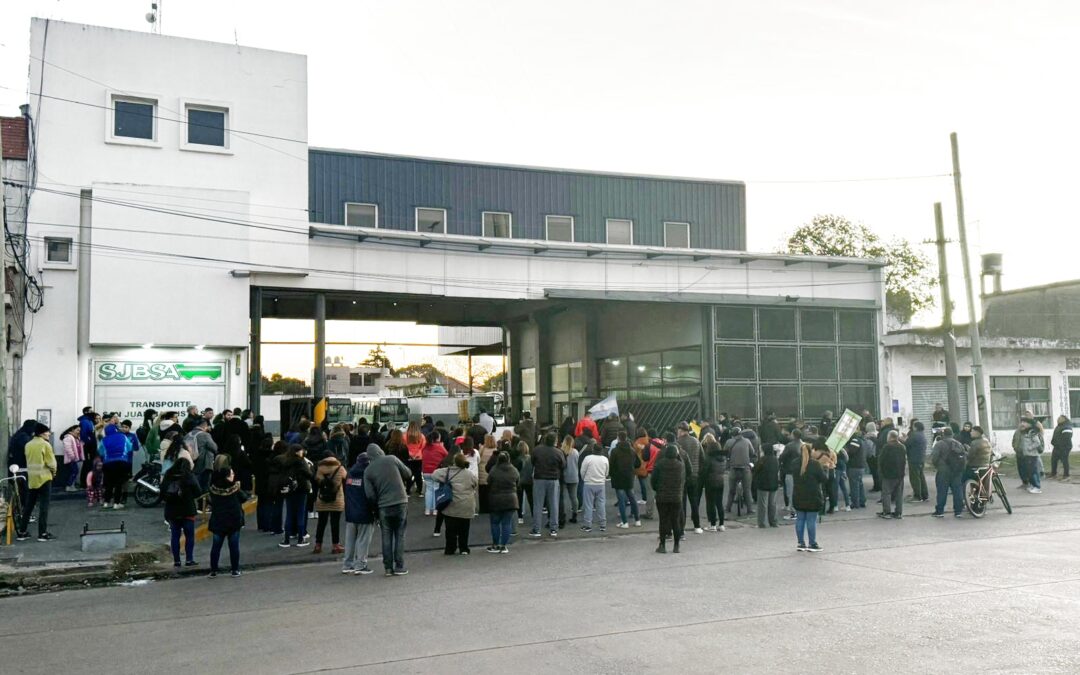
22, 19, 307, 428
885, 338, 1079, 452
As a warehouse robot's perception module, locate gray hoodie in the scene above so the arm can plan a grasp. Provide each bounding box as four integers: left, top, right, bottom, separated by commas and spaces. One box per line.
362, 443, 411, 509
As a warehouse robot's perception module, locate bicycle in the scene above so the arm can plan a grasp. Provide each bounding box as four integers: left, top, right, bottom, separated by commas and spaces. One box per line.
963, 456, 1012, 518
0, 470, 28, 542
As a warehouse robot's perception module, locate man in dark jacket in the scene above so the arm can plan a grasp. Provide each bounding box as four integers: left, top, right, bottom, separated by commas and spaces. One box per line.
342, 451, 375, 574
751, 445, 780, 528
530, 432, 566, 537
363, 444, 411, 575
845, 431, 867, 509
651, 441, 688, 553
878, 431, 907, 519
676, 422, 706, 532
182, 405, 201, 433
514, 412, 537, 451
1050, 415, 1074, 479
724, 429, 755, 515
759, 412, 783, 449
779, 430, 803, 518
8, 419, 37, 510
904, 421, 929, 502
599, 414, 624, 448
929, 427, 966, 518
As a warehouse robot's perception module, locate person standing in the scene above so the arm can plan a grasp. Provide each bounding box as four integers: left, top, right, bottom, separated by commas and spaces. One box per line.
702, 434, 727, 532
342, 450, 375, 575
752, 443, 780, 528
363, 444, 412, 576
599, 413, 624, 449
478, 409, 495, 435
514, 412, 537, 451
485, 451, 519, 553
779, 429, 802, 519
478, 434, 498, 515
207, 467, 249, 578
724, 429, 755, 516
432, 453, 479, 555
932, 403, 951, 428
676, 422, 706, 533
1018, 418, 1045, 494
60, 425, 85, 493
312, 454, 347, 554
1049, 415, 1073, 480
421, 432, 448, 516
878, 431, 907, 519
845, 430, 867, 509
792, 442, 827, 552
609, 432, 642, 529
650, 443, 687, 553
187, 419, 218, 496
404, 421, 427, 496
275, 444, 314, 548
162, 457, 200, 568
529, 432, 565, 538
930, 427, 967, 518
16, 424, 57, 542
100, 423, 133, 510
904, 421, 929, 502
579, 442, 610, 533
559, 435, 580, 525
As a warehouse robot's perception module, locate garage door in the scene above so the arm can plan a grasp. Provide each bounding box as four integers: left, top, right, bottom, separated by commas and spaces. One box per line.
911, 376, 972, 425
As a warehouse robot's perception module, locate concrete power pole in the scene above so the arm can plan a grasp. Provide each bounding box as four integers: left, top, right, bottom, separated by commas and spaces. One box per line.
951, 132, 990, 431
934, 202, 962, 422
0, 119, 9, 455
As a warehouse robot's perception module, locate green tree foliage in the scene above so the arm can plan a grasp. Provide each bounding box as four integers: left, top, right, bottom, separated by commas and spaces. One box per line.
785, 214, 936, 322
261, 373, 311, 395
395, 363, 446, 385
360, 345, 395, 375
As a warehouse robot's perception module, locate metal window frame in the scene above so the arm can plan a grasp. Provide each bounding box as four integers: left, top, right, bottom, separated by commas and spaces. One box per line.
544, 215, 575, 243
345, 202, 379, 228
663, 221, 691, 248
43, 236, 74, 266
180, 98, 232, 152
415, 207, 448, 234
605, 218, 634, 246
481, 210, 513, 239
106, 91, 159, 146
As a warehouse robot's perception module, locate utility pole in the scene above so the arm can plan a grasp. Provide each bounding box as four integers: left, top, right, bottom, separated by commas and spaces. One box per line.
934, 202, 962, 422
0, 118, 9, 456
951, 132, 990, 431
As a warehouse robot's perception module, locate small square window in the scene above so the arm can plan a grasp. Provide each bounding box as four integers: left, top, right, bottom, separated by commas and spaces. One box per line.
187, 106, 227, 147
546, 215, 574, 242
664, 222, 690, 248
482, 212, 512, 238
416, 207, 447, 234
345, 203, 378, 228
114, 98, 155, 140
606, 219, 633, 245
45, 237, 73, 264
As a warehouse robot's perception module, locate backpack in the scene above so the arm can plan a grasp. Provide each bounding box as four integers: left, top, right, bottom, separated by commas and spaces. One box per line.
435, 468, 458, 512
318, 472, 339, 503
164, 477, 185, 502
945, 441, 967, 474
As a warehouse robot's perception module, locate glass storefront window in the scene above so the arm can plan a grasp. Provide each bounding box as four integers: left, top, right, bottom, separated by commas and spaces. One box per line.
758, 307, 796, 341
801, 346, 837, 380
715, 345, 755, 380
715, 306, 754, 340
716, 384, 758, 420
759, 346, 797, 380
800, 309, 836, 342
838, 311, 875, 343
629, 352, 663, 389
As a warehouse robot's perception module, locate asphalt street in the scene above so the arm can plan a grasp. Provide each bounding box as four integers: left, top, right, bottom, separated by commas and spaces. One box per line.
3, 493, 1080, 674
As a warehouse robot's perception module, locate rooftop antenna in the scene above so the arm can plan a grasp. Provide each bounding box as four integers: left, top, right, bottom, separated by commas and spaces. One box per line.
145, 1, 162, 34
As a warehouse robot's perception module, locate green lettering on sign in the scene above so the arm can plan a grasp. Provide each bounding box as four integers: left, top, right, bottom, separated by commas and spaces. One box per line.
96, 362, 224, 382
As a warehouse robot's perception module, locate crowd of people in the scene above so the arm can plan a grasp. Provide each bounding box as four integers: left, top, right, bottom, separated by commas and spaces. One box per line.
5, 400, 1067, 577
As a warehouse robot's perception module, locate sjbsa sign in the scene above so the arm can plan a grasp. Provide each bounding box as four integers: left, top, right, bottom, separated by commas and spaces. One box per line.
95, 362, 224, 384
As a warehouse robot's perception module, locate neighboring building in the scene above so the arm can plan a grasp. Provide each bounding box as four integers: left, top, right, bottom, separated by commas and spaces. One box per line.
1, 114, 30, 440
884, 278, 1080, 451
323, 364, 423, 396
15, 19, 886, 434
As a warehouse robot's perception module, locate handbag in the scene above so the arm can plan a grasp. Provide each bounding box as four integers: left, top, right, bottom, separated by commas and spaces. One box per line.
435, 468, 458, 512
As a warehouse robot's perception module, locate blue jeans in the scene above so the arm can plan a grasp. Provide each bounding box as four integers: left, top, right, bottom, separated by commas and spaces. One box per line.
836, 467, 850, 507
423, 474, 436, 512
583, 483, 606, 528
795, 510, 818, 547
66, 461, 82, 487
1029, 461, 1042, 488
170, 519, 195, 564
379, 503, 408, 571
784, 474, 795, 513
934, 471, 964, 515
616, 488, 639, 523
531, 479, 559, 533
847, 468, 866, 508
637, 476, 648, 503
210, 531, 240, 573
489, 510, 514, 546
283, 491, 308, 541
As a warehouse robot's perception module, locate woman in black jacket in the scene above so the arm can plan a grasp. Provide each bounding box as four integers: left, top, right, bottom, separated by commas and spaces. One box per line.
792, 443, 827, 552
610, 433, 642, 528
163, 458, 201, 568
650, 440, 688, 554
702, 434, 727, 532
275, 445, 314, 548
485, 452, 520, 553
208, 467, 250, 577
1050, 415, 1074, 479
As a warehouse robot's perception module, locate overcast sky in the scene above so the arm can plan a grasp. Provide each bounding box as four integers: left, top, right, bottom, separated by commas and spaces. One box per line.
3, 0, 1078, 336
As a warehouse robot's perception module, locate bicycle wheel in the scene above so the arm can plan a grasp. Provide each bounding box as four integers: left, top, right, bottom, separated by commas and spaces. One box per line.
992, 474, 1012, 514
964, 479, 986, 518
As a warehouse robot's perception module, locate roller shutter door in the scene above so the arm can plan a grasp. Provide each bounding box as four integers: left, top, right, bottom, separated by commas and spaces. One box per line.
911, 376, 972, 424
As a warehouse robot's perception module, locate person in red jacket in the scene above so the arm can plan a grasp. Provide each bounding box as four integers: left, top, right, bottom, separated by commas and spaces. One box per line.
574, 413, 600, 442
421, 432, 448, 516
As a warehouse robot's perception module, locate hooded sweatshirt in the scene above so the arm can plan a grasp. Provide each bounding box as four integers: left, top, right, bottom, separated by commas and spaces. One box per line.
363, 444, 411, 509
344, 453, 374, 525
8, 420, 37, 468
101, 424, 133, 465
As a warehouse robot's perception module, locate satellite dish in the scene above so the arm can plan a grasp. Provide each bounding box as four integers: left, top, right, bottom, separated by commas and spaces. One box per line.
145, 12, 157, 23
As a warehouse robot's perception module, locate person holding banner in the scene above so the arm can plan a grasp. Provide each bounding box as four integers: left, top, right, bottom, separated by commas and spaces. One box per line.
792, 441, 827, 552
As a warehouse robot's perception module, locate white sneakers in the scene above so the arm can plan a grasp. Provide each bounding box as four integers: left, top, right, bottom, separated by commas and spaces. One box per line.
616, 522, 629, 529
694, 527, 704, 534
718, 525, 726, 532
633, 520, 642, 527
1028, 487, 1043, 494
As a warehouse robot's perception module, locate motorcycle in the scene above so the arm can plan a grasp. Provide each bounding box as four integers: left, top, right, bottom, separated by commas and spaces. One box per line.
133, 460, 163, 507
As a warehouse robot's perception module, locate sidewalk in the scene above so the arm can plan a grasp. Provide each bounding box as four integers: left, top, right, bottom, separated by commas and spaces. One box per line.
2, 473, 1072, 592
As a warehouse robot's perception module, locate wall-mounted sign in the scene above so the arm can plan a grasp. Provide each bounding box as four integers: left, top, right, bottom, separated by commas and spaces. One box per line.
95, 361, 224, 384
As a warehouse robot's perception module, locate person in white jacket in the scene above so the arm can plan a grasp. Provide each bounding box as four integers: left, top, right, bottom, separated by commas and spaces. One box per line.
579, 446, 610, 533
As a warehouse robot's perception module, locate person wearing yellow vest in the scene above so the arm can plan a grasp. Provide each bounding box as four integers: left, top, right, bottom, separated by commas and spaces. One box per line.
17, 423, 58, 542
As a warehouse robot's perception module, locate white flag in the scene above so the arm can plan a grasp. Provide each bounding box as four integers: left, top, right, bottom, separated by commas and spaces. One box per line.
589, 394, 619, 420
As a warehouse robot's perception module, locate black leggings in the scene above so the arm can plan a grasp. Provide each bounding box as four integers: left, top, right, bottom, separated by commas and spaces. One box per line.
704, 483, 725, 526
315, 511, 341, 545
443, 515, 471, 554
1051, 448, 1071, 477
517, 484, 533, 518
407, 459, 423, 493
657, 502, 684, 542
